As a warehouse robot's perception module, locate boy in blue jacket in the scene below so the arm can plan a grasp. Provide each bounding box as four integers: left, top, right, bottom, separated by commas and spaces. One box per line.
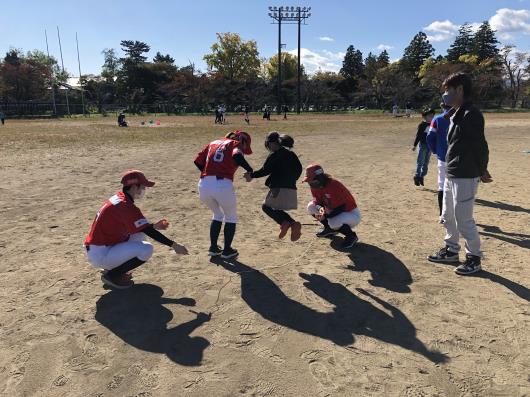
427, 102, 452, 219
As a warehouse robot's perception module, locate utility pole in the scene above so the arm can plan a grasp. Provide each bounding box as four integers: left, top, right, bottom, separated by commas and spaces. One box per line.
76, 32, 86, 116
56, 26, 70, 116
44, 29, 57, 116
268, 6, 311, 115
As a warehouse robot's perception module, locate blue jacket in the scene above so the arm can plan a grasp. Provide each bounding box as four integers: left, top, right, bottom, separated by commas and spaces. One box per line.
426, 112, 449, 161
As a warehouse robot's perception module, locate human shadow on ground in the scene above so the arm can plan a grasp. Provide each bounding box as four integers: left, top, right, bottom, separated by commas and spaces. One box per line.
329, 240, 413, 293
477, 223, 530, 250
95, 283, 210, 366
432, 261, 530, 304
211, 257, 446, 363
470, 271, 530, 303
475, 199, 530, 215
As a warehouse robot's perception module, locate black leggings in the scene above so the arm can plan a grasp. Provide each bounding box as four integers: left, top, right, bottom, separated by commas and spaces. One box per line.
261, 204, 294, 225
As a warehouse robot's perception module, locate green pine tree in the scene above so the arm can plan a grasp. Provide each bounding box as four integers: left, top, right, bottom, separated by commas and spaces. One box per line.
340, 45, 364, 81
472, 21, 500, 62
401, 32, 434, 76
447, 23, 475, 62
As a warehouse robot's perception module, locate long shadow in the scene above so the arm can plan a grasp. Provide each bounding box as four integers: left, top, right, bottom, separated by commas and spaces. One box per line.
330, 241, 412, 293
469, 271, 530, 303
212, 258, 446, 363
477, 224, 530, 250
475, 198, 530, 214
95, 283, 210, 366
431, 261, 530, 303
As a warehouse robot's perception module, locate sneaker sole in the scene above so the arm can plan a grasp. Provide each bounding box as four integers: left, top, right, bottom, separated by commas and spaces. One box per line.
316, 232, 337, 238
208, 251, 222, 257
101, 275, 133, 289
455, 266, 482, 275
341, 237, 359, 249
427, 257, 459, 264
221, 252, 239, 259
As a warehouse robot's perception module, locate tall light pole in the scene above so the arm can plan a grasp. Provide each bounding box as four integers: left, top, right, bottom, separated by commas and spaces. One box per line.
268, 6, 311, 114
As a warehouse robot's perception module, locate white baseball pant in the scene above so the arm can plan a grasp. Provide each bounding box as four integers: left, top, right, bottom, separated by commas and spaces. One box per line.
198, 176, 238, 223
307, 202, 362, 230
85, 233, 154, 270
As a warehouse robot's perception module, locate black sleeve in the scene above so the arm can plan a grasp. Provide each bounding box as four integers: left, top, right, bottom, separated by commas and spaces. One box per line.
251, 153, 275, 178
413, 123, 425, 147
233, 152, 253, 173
294, 153, 303, 180
143, 225, 174, 247
466, 110, 489, 174
194, 160, 204, 171
326, 204, 346, 219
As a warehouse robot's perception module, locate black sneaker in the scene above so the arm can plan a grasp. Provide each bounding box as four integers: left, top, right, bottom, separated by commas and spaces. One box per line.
316, 227, 337, 238
419, 177, 425, 186
455, 255, 482, 275
101, 272, 134, 289
221, 247, 239, 259
340, 233, 359, 249
413, 176, 420, 186
428, 246, 459, 263
208, 245, 222, 256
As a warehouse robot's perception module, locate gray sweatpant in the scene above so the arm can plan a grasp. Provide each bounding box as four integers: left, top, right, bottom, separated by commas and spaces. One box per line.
442, 177, 483, 257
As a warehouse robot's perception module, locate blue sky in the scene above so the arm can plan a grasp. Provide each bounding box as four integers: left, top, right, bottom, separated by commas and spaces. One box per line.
1, 0, 529, 77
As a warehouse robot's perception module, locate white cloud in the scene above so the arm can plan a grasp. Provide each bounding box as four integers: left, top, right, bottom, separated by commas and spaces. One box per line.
489, 8, 530, 40
424, 20, 460, 42
377, 44, 393, 50
322, 49, 345, 61
319, 36, 334, 42
287, 48, 343, 74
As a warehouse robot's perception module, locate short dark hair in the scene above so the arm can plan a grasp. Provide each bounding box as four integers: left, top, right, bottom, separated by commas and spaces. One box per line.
279, 134, 294, 148
421, 108, 435, 117
442, 72, 472, 98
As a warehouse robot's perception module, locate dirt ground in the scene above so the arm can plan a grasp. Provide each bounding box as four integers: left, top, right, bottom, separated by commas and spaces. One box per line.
0, 113, 529, 397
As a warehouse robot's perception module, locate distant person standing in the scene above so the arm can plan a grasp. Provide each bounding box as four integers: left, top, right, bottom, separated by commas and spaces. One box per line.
427, 101, 452, 220
220, 105, 227, 124
392, 104, 399, 117
283, 105, 289, 120
244, 105, 250, 124
412, 108, 434, 186
117, 112, 128, 127
0, 111, 5, 125
263, 105, 271, 121
428, 72, 492, 276
405, 101, 412, 118
214, 107, 221, 124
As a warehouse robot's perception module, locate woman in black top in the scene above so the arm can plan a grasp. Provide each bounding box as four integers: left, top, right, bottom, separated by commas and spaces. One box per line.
245, 132, 303, 241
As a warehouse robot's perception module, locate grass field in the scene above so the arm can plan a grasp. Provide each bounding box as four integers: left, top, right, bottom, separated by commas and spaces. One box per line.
0, 113, 529, 397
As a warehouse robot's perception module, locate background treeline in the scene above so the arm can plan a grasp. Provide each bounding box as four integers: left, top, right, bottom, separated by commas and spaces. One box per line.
1, 21, 529, 116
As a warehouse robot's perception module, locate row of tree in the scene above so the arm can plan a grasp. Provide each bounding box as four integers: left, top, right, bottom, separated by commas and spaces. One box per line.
1, 21, 529, 115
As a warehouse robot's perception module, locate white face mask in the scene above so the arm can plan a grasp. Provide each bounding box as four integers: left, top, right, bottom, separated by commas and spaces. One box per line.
136, 187, 146, 200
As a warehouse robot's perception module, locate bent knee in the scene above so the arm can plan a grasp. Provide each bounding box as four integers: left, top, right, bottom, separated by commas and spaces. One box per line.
138, 242, 154, 261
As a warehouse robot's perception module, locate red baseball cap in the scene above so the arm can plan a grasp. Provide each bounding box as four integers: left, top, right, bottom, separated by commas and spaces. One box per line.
233, 130, 253, 155
303, 164, 324, 182
121, 170, 155, 187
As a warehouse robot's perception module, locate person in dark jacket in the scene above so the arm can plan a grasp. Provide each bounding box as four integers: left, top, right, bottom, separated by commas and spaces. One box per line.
245, 132, 303, 241
428, 72, 492, 276
118, 113, 128, 127
412, 108, 435, 186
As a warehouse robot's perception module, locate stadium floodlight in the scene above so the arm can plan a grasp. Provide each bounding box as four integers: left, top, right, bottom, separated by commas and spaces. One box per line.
268, 5, 311, 114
